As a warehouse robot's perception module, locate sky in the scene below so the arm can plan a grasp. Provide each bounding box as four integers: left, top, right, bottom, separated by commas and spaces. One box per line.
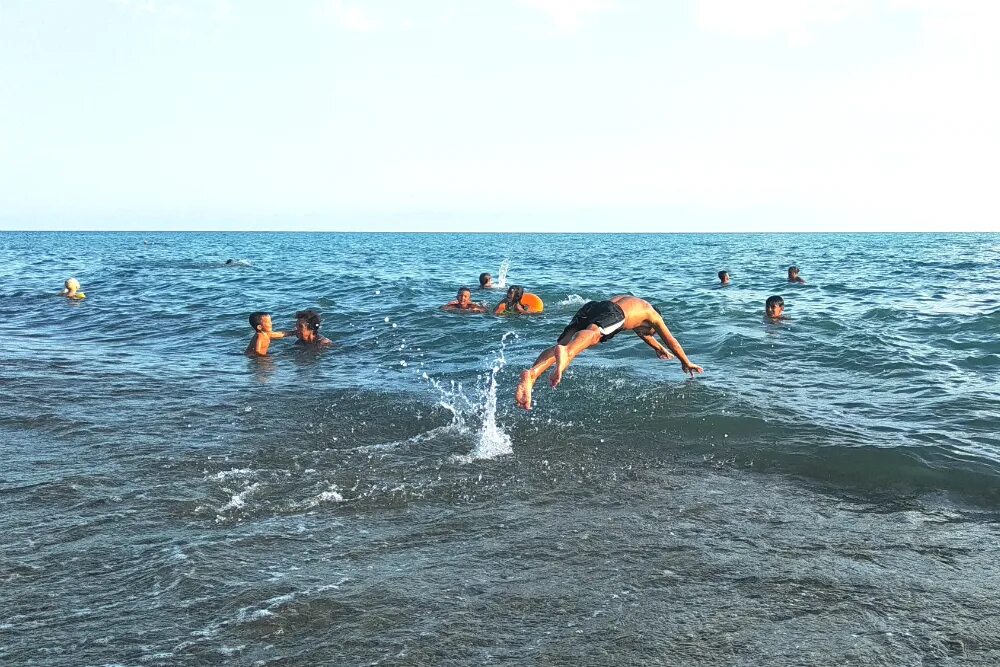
1, 0, 998, 232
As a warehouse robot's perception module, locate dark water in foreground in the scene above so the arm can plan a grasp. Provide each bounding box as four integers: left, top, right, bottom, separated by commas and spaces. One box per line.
1, 231, 999, 665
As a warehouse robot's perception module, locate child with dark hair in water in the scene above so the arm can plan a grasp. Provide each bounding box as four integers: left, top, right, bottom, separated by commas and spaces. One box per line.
494, 285, 526, 315
788, 266, 806, 284
765, 295, 786, 320
718, 270, 731, 286
294, 309, 332, 347
245, 312, 289, 357
479, 273, 494, 289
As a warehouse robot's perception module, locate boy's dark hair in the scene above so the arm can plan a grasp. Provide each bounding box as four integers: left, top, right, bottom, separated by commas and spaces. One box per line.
458, 287, 472, 297
718, 270, 729, 280
295, 309, 322, 333
788, 266, 799, 274
479, 273, 491, 287
765, 295, 784, 309
504, 285, 525, 307
249, 311, 270, 329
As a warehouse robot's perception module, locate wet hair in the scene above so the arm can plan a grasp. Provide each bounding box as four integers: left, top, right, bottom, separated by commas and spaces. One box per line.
457, 287, 472, 297
718, 270, 729, 280
295, 309, 322, 333
504, 285, 525, 308
479, 273, 492, 287
249, 311, 270, 330
788, 266, 799, 275
765, 295, 784, 310
225, 259, 235, 265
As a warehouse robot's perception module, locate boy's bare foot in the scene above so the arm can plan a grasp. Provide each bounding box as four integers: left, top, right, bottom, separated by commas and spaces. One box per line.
515, 370, 534, 410
551, 345, 568, 388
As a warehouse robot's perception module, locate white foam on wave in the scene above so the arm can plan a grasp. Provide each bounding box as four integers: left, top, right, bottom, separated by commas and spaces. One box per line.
560, 294, 587, 305
216, 483, 260, 520
212, 468, 253, 481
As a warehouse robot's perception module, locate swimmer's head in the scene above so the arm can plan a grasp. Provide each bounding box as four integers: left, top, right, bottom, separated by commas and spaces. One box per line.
64, 277, 81, 293
457, 287, 473, 307
225, 259, 235, 265
249, 311, 272, 332
718, 270, 730, 284
788, 266, 800, 280
479, 273, 493, 288
295, 309, 322, 337
505, 285, 525, 306
765, 295, 784, 318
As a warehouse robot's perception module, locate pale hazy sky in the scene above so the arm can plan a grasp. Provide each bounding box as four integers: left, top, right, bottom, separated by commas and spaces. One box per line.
1, 0, 997, 232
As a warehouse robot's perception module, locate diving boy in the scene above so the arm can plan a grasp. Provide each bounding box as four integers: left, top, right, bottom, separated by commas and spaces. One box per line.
515, 295, 703, 410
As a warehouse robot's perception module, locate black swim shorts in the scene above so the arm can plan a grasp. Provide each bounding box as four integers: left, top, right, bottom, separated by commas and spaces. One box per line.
558, 300, 627, 344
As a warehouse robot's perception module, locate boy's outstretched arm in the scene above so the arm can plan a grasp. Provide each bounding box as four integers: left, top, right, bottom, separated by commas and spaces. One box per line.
653, 319, 704, 377
637, 332, 675, 360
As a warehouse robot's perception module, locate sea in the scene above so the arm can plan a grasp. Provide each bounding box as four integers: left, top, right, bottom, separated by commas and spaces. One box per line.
1, 231, 999, 666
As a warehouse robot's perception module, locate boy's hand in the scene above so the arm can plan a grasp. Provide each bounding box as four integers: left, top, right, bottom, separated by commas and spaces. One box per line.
656, 348, 675, 360
681, 361, 704, 377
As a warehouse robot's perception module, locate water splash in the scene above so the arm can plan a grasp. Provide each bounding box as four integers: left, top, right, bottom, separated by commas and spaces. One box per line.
469, 331, 516, 460
559, 294, 587, 306
496, 258, 511, 288
427, 333, 516, 462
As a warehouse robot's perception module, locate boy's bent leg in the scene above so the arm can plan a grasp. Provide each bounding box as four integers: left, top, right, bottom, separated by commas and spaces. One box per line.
516, 346, 559, 410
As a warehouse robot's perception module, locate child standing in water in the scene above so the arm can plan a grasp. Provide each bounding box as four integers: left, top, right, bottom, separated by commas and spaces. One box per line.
718, 271, 731, 286
61, 278, 86, 300
245, 312, 289, 357
788, 266, 806, 284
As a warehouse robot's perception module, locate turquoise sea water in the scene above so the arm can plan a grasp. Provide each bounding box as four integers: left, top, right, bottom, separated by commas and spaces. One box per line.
1, 231, 999, 665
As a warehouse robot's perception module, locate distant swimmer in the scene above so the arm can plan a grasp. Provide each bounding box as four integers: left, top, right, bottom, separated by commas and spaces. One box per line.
294, 309, 332, 347
61, 278, 86, 300
765, 295, 786, 320
493, 285, 543, 315
443, 288, 487, 313
515, 295, 703, 410
245, 311, 289, 357
479, 273, 494, 289
718, 270, 731, 286
788, 266, 806, 284
225, 259, 235, 265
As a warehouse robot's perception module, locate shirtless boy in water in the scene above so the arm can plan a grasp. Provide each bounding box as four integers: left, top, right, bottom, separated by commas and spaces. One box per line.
788, 266, 806, 284
442, 288, 487, 313
515, 295, 703, 410
245, 312, 289, 357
